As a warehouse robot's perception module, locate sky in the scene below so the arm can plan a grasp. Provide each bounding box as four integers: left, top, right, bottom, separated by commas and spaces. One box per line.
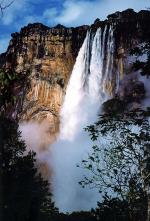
0, 0, 150, 53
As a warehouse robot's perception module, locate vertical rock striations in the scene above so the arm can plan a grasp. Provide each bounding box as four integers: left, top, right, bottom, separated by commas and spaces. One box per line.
0, 23, 88, 136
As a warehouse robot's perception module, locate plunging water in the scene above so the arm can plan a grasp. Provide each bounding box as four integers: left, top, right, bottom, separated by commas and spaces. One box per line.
50, 25, 115, 212
60, 27, 111, 141
60, 31, 91, 141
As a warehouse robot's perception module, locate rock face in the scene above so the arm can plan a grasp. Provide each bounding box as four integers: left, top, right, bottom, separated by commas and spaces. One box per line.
92, 9, 150, 99
0, 23, 88, 137
0, 9, 150, 141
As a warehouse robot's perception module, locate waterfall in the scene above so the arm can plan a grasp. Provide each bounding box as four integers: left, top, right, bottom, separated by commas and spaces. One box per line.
50, 25, 115, 212
60, 31, 91, 141
60, 26, 112, 141
89, 27, 108, 101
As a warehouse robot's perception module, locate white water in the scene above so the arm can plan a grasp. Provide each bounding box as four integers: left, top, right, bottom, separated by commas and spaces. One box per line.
59, 31, 91, 141
50, 26, 114, 212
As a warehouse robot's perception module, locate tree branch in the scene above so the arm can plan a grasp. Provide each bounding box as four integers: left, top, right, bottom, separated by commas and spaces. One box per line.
0, 0, 14, 16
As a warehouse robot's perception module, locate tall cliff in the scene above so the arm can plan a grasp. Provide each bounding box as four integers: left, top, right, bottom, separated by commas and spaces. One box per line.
0, 23, 88, 138
0, 9, 150, 140
92, 9, 150, 102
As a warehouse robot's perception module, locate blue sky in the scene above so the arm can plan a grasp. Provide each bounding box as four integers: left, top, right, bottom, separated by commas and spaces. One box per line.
0, 0, 150, 53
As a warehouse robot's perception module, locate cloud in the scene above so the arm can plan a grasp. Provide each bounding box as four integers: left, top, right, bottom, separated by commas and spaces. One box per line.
0, 0, 149, 52
44, 0, 150, 27
0, 0, 47, 53
1, 0, 29, 25
55, 1, 83, 25
0, 0, 47, 27
43, 8, 58, 20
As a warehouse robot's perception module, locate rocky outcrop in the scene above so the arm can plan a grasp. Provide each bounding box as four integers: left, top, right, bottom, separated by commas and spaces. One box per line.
90, 9, 150, 101
0, 23, 88, 136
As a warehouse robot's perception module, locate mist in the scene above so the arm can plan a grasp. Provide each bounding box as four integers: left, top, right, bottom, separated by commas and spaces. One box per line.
49, 128, 100, 212
19, 120, 55, 178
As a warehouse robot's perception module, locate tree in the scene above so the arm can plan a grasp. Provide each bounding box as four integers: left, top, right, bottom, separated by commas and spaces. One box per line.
130, 19, 150, 77
79, 108, 150, 220
0, 69, 30, 118
91, 195, 147, 221
0, 70, 19, 111
0, 0, 14, 16
130, 44, 150, 76
0, 67, 58, 220
0, 117, 58, 221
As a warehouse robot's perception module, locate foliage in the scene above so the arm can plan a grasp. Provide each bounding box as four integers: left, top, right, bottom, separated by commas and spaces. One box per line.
0, 70, 18, 108
79, 108, 150, 220
91, 194, 147, 221
0, 68, 58, 220
55, 211, 96, 221
130, 28, 150, 76
0, 69, 30, 116
0, 117, 58, 221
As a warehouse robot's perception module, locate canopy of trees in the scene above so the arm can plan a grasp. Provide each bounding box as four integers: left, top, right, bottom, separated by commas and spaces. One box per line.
0, 117, 58, 221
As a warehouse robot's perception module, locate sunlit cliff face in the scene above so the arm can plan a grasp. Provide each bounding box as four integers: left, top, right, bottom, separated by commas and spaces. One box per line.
1, 24, 88, 145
